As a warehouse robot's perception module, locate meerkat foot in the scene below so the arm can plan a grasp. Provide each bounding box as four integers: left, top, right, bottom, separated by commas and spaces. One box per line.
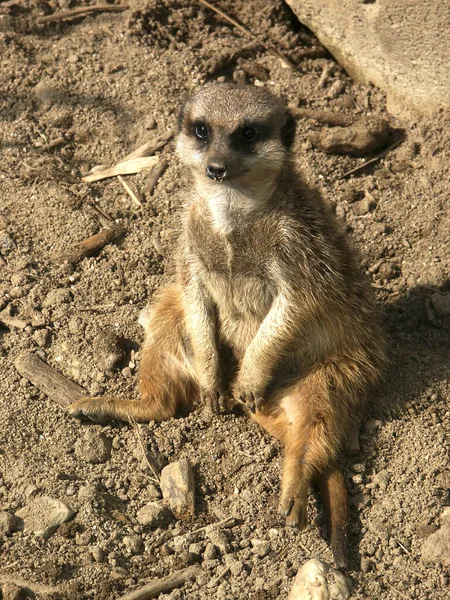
205, 391, 228, 414
67, 397, 117, 423
278, 490, 308, 529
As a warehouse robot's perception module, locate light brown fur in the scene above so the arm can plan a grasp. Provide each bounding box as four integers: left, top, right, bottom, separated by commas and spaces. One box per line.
68, 84, 385, 569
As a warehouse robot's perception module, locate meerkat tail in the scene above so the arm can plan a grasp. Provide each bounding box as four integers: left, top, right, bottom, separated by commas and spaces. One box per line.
318, 465, 349, 570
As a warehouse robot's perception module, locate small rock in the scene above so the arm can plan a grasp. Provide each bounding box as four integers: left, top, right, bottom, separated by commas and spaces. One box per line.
250, 539, 270, 558
436, 471, 450, 489
74, 430, 111, 464
440, 507, 450, 525
0, 230, 16, 253
91, 546, 106, 563
326, 79, 346, 99
160, 458, 195, 520
2, 582, 25, 600
372, 470, 390, 490
93, 329, 124, 372
309, 116, 390, 157
360, 557, 373, 572
431, 293, 450, 317
351, 197, 375, 216
123, 534, 144, 555
204, 543, 219, 560
16, 496, 75, 539
137, 501, 173, 528
42, 288, 72, 308
0, 511, 19, 538
32, 328, 51, 348
378, 262, 399, 280
415, 523, 439, 539
206, 528, 231, 554
110, 567, 128, 580
288, 558, 351, 600
421, 522, 450, 567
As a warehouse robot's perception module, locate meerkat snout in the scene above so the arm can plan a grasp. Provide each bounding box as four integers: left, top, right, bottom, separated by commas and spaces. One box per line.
205, 162, 228, 181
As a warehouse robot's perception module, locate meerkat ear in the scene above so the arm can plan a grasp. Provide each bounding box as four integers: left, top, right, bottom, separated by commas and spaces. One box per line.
281, 111, 296, 149
177, 97, 190, 133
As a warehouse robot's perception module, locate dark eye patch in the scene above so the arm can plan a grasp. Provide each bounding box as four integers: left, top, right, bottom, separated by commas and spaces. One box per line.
231, 121, 272, 151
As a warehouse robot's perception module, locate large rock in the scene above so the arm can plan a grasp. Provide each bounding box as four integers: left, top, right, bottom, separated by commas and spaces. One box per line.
16, 496, 75, 539
160, 458, 195, 520
286, 0, 450, 117
288, 559, 351, 600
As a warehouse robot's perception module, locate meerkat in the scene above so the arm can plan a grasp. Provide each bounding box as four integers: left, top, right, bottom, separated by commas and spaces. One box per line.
68, 84, 385, 569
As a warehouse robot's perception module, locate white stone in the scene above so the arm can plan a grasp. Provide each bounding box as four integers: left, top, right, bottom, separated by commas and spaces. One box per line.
288, 559, 351, 600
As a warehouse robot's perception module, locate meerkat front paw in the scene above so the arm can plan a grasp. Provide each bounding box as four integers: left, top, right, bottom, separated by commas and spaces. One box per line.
278, 490, 308, 529
67, 397, 114, 423
201, 387, 227, 414
233, 381, 265, 413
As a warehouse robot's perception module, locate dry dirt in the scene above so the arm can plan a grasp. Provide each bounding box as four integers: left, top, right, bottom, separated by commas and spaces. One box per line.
0, 1, 449, 599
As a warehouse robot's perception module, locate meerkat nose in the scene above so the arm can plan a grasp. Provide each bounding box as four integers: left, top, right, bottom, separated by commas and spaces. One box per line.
206, 163, 228, 181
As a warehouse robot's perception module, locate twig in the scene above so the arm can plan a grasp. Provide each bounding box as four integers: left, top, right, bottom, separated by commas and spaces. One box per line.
386, 581, 412, 600
37, 4, 128, 24
36, 136, 66, 153
14, 351, 88, 408
120, 130, 173, 163
144, 158, 169, 199
197, 0, 300, 74
189, 516, 235, 536
117, 566, 201, 600
396, 539, 411, 555
128, 414, 160, 484
82, 156, 158, 183
288, 106, 355, 127
147, 530, 172, 553
63, 223, 126, 264
207, 564, 232, 589
117, 175, 142, 208
337, 139, 403, 180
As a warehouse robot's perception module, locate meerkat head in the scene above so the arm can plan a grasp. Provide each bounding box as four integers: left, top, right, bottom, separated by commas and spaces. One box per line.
176, 84, 295, 195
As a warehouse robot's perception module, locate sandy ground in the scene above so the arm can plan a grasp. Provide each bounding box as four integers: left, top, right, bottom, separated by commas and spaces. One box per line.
0, 1, 449, 598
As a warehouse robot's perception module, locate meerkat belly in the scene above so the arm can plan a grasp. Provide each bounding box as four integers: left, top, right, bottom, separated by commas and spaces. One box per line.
205, 271, 274, 355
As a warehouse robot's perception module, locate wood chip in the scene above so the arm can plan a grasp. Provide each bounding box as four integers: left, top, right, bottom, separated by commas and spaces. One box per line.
63, 223, 126, 264
117, 566, 201, 600
82, 157, 158, 183
14, 351, 88, 408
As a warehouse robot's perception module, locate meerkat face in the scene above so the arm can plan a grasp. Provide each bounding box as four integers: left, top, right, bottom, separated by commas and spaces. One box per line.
176, 84, 295, 193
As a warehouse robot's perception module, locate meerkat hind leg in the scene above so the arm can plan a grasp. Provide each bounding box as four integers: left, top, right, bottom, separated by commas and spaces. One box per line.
67, 285, 199, 423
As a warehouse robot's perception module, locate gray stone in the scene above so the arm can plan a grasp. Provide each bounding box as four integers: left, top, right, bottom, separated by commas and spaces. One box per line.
285, 0, 450, 117
421, 522, 450, 567
42, 288, 72, 308
93, 329, 124, 372
137, 501, 173, 528
309, 117, 390, 157
372, 470, 390, 490
206, 528, 231, 554
16, 496, 75, 539
75, 430, 111, 464
123, 534, 144, 555
0, 511, 19, 538
160, 458, 195, 520
288, 559, 351, 600
431, 294, 450, 317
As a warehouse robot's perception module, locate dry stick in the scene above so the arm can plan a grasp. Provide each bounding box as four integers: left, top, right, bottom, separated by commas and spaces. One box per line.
37, 4, 129, 24
14, 351, 88, 408
288, 106, 355, 127
189, 516, 235, 536
63, 223, 126, 264
128, 414, 160, 484
386, 581, 412, 600
120, 131, 173, 163
338, 139, 403, 180
82, 156, 159, 183
144, 158, 169, 198
117, 566, 201, 600
117, 175, 142, 208
207, 564, 232, 589
197, 0, 300, 74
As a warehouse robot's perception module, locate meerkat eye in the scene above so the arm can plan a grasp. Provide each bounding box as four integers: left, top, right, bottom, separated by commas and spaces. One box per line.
241, 127, 258, 142
193, 123, 209, 141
